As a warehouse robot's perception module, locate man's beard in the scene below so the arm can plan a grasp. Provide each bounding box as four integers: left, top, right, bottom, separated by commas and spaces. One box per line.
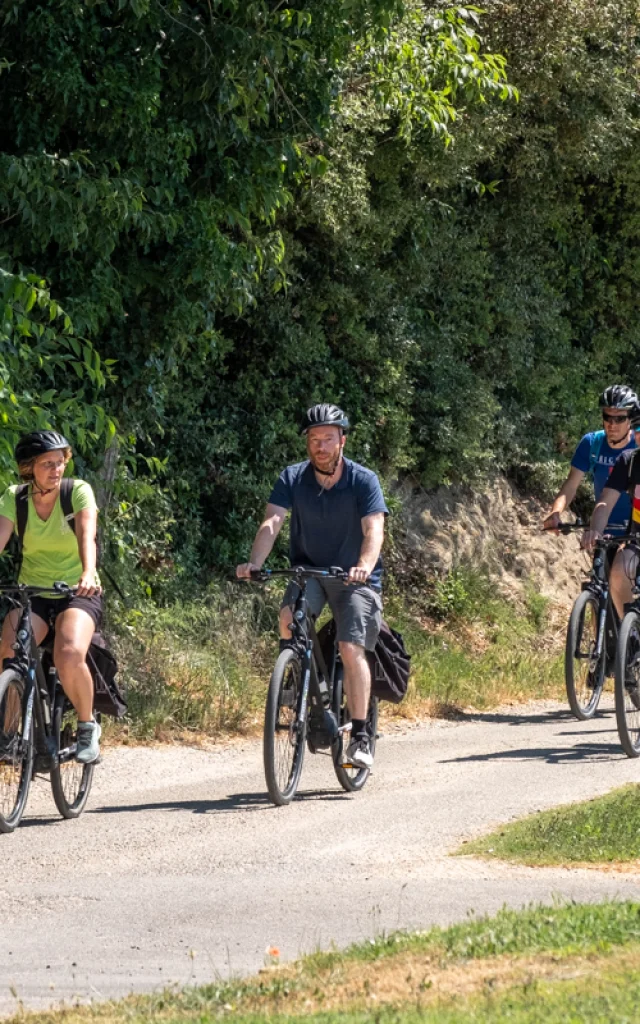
311, 451, 341, 476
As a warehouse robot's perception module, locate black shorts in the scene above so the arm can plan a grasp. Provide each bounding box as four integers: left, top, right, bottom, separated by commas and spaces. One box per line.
30, 593, 103, 637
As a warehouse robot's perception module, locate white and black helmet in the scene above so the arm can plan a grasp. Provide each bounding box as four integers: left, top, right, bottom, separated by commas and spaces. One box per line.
300, 403, 350, 434
599, 384, 638, 411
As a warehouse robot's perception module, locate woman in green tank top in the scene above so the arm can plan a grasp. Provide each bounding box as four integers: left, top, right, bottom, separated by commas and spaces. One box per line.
0, 431, 102, 764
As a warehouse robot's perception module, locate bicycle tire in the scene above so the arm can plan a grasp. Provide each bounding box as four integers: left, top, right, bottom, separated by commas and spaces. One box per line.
565, 590, 604, 720
0, 668, 33, 833
50, 693, 95, 819
331, 669, 378, 793
615, 611, 640, 758
263, 649, 306, 806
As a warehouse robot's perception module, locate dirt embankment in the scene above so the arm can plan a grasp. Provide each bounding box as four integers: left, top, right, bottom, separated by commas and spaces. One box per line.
395, 475, 584, 610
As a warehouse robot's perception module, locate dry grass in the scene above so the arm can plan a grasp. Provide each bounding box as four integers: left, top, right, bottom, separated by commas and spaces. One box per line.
7, 944, 640, 1024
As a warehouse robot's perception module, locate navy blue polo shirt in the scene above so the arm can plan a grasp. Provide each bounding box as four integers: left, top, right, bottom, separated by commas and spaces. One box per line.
269, 458, 388, 589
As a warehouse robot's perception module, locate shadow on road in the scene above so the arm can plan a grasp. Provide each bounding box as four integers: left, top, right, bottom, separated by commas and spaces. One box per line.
458, 708, 613, 726
440, 741, 624, 765
92, 788, 350, 816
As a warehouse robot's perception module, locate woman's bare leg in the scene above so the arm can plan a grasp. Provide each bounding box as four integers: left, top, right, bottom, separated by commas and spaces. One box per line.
53, 608, 95, 722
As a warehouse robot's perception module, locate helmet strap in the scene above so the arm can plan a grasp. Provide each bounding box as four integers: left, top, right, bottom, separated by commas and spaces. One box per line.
30, 481, 57, 498
314, 453, 343, 495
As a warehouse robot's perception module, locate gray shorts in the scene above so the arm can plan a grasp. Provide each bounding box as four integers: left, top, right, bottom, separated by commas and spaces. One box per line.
282, 577, 382, 651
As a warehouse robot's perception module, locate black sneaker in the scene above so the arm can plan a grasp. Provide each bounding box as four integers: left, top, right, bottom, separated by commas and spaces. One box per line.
345, 736, 373, 768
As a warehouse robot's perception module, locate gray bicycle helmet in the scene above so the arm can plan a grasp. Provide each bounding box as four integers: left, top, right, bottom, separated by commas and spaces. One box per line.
300, 403, 350, 434
599, 384, 638, 410
15, 430, 70, 463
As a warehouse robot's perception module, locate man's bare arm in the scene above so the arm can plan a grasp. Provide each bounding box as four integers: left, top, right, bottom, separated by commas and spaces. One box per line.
543, 466, 586, 530
236, 504, 287, 577
581, 487, 620, 550
348, 512, 385, 584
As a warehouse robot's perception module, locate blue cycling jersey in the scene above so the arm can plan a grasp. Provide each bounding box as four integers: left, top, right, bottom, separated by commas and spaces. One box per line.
571, 431, 636, 533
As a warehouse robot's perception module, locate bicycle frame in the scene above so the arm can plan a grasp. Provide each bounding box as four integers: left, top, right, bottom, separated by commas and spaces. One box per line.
254, 567, 341, 731
551, 523, 627, 665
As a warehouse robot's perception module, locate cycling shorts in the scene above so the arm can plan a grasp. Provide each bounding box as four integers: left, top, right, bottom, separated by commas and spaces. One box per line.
282, 576, 382, 651
30, 593, 103, 637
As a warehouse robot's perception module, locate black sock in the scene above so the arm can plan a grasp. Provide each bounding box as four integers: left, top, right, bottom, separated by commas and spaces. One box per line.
351, 718, 367, 741
279, 639, 294, 653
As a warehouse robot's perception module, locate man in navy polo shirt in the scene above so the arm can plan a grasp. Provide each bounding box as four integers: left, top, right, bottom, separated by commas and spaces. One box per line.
236, 403, 388, 768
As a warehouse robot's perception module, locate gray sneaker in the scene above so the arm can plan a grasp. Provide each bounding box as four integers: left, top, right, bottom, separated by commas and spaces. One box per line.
76, 720, 101, 764
346, 736, 373, 769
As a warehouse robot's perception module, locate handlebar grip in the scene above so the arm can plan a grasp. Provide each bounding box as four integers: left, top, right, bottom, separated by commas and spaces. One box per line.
53, 581, 76, 594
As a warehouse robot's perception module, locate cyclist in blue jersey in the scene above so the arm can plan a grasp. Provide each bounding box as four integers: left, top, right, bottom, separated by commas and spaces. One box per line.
543, 385, 638, 535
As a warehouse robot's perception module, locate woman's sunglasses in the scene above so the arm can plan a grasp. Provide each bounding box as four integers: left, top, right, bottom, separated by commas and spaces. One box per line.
602, 413, 630, 424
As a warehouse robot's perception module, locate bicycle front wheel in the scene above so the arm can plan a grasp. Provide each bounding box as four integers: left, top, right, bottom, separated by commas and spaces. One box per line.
0, 668, 33, 833
51, 694, 95, 819
565, 590, 604, 720
331, 670, 378, 793
615, 611, 640, 758
263, 649, 306, 806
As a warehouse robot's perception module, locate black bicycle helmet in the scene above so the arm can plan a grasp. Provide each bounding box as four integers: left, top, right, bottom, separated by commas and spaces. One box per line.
598, 384, 638, 411
15, 430, 70, 463
300, 403, 350, 434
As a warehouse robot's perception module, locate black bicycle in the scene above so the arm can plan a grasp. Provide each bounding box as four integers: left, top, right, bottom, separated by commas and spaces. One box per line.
248, 566, 378, 806
0, 583, 97, 832
551, 523, 628, 720
614, 542, 640, 758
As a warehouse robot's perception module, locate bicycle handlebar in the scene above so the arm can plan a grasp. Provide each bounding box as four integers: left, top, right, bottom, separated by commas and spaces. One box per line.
0, 582, 76, 596
248, 566, 352, 582
543, 522, 628, 539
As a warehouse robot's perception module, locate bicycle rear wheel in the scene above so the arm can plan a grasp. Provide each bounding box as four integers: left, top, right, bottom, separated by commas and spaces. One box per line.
0, 668, 33, 833
263, 649, 306, 806
565, 590, 604, 720
331, 670, 378, 793
615, 611, 640, 758
50, 692, 95, 818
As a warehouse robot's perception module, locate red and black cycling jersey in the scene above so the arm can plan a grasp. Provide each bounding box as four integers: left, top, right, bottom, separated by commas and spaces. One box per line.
606, 449, 640, 534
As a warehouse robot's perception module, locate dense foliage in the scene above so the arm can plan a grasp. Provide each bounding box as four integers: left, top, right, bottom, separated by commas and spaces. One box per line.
1, 0, 639, 586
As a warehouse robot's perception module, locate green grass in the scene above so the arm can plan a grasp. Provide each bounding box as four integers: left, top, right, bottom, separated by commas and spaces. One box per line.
461, 784, 640, 865
385, 586, 563, 713
106, 579, 281, 739
307, 900, 640, 966
10, 902, 640, 1024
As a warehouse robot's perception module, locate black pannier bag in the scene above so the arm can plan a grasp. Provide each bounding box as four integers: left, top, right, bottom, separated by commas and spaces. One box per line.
367, 620, 410, 704
87, 634, 127, 719
317, 617, 410, 705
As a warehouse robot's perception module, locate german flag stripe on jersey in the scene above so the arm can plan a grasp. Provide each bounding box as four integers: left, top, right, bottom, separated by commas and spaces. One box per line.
633, 486, 640, 524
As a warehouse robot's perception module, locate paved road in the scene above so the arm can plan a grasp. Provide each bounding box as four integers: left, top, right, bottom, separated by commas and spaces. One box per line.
1, 695, 640, 1015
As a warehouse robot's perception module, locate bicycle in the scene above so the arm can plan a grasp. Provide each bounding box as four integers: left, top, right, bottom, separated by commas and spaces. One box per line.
614, 542, 640, 758
247, 566, 378, 806
0, 582, 97, 832
549, 523, 628, 720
